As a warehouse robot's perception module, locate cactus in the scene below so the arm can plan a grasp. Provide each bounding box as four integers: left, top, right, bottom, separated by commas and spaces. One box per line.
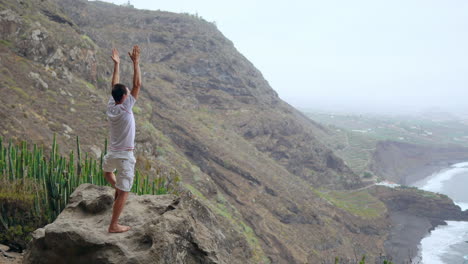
0, 135, 180, 247
76, 136, 82, 179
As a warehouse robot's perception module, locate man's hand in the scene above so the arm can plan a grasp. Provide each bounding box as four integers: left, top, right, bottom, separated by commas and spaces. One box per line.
111, 48, 120, 64
128, 45, 140, 64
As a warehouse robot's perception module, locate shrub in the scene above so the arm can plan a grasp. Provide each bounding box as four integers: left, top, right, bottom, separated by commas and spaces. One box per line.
0, 177, 47, 250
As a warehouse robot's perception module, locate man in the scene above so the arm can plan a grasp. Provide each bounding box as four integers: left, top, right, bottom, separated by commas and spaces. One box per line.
102, 45, 141, 233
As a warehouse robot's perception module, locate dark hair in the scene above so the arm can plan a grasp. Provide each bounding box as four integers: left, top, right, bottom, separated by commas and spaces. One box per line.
112, 83, 127, 102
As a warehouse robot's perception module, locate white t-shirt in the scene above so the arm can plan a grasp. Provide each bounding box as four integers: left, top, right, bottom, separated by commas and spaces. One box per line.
106, 94, 136, 152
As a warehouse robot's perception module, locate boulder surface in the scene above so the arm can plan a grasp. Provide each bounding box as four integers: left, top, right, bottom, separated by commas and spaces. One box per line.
24, 184, 252, 264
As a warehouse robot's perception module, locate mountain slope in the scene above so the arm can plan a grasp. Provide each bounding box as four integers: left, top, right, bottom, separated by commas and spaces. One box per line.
1, 0, 463, 263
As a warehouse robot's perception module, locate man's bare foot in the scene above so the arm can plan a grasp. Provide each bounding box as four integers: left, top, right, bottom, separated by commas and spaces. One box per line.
108, 224, 131, 233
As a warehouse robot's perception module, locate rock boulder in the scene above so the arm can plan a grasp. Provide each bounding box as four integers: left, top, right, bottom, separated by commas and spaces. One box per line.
24, 184, 253, 264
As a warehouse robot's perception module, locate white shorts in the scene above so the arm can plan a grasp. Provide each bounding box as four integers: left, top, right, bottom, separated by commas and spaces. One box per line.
102, 151, 136, 192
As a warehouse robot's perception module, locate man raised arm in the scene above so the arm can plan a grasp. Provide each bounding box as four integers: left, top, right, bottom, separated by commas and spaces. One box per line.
128, 45, 141, 99
111, 48, 120, 88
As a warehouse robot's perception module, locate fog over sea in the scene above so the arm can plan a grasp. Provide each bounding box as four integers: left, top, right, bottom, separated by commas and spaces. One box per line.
412, 162, 468, 264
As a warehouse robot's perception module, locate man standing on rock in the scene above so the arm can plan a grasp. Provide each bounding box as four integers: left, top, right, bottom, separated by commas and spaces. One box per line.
102, 45, 141, 233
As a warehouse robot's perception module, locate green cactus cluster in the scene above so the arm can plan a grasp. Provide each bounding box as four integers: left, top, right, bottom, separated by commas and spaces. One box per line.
0, 135, 180, 250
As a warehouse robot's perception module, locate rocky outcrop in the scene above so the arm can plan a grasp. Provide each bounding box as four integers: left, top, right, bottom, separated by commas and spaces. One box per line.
24, 184, 253, 264
0, 2, 97, 84
0, 243, 23, 263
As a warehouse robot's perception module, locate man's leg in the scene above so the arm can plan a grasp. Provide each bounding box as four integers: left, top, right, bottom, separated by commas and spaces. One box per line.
108, 188, 131, 233
104, 171, 119, 200
104, 171, 116, 187
108, 155, 134, 233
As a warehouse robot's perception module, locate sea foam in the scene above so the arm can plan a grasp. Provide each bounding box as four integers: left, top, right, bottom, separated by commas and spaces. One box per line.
418, 221, 468, 264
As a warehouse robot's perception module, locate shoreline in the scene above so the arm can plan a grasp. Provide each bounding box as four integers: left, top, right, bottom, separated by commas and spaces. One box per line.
384, 160, 468, 263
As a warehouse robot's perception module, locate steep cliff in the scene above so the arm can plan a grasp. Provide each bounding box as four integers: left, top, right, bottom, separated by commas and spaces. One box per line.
371, 141, 468, 184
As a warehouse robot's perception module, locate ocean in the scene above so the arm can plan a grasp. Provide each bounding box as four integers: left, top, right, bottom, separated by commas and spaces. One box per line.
411, 162, 468, 264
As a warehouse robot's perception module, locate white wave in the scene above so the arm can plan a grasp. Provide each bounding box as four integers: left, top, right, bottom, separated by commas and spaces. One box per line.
454, 202, 468, 211
419, 221, 468, 264
419, 167, 468, 193
451, 162, 468, 168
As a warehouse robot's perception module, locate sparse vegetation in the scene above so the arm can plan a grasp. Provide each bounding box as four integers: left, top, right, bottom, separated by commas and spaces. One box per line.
133, 105, 142, 114
80, 34, 96, 48
141, 120, 158, 135
0, 39, 12, 47
313, 188, 386, 219
11, 86, 29, 99
82, 80, 96, 90
397, 185, 448, 199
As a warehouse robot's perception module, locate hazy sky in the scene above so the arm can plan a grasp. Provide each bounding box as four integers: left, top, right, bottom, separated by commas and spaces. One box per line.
100, 0, 468, 115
